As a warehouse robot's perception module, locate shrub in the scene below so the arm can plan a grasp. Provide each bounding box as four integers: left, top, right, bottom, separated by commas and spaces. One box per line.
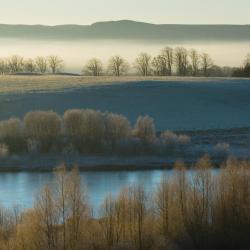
161, 131, 190, 146
0, 110, 192, 156
0, 117, 25, 153
160, 131, 190, 154
0, 144, 9, 158
133, 115, 156, 144
213, 142, 230, 159
24, 111, 62, 152
160, 131, 179, 146
104, 113, 131, 149
63, 109, 85, 149
63, 109, 105, 152
178, 134, 191, 145
81, 109, 105, 152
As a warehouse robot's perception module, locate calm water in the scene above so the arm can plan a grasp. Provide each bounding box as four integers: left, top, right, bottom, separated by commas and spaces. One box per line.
0, 169, 220, 214
0, 170, 174, 213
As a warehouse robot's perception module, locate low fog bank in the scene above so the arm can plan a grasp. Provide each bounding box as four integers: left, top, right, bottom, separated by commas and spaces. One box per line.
0, 39, 250, 72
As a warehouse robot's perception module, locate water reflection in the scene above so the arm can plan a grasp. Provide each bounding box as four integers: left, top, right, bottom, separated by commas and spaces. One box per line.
0, 170, 173, 211
0, 169, 220, 215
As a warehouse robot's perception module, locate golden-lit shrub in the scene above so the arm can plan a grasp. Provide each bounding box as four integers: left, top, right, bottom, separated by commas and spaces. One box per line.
0, 159, 249, 250
63, 109, 85, 146
133, 115, 156, 144
161, 131, 190, 147
63, 109, 105, 152
24, 111, 62, 152
104, 113, 131, 149
0, 109, 194, 156
0, 117, 25, 153
0, 144, 9, 158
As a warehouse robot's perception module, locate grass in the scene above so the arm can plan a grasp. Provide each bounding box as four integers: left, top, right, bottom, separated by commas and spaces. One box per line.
0, 75, 238, 94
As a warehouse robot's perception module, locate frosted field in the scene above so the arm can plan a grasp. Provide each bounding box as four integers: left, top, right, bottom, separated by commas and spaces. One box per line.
0, 76, 250, 131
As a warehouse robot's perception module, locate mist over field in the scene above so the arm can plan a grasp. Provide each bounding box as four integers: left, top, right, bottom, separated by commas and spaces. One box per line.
0, 39, 249, 73
0, 0, 250, 247
1, 21, 250, 72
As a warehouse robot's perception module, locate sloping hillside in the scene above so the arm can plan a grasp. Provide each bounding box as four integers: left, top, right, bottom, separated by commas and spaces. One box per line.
0, 20, 250, 41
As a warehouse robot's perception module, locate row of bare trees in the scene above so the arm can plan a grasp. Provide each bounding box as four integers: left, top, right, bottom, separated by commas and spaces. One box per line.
0, 47, 214, 76
0, 157, 249, 250
84, 48, 214, 77
0, 55, 63, 74
2, 49, 249, 77
0, 109, 190, 155
84, 56, 129, 76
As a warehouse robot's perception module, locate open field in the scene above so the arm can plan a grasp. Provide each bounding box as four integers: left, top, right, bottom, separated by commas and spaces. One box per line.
0, 75, 244, 94
1, 76, 250, 170
0, 76, 250, 130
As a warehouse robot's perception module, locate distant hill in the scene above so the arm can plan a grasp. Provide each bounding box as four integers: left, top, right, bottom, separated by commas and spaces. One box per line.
0, 20, 250, 41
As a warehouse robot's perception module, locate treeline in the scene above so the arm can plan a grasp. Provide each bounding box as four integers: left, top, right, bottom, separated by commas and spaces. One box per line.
0, 109, 190, 156
0, 157, 249, 250
232, 54, 250, 77
0, 55, 63, 74
83, 48, 219, 77
1, 47, 249, 77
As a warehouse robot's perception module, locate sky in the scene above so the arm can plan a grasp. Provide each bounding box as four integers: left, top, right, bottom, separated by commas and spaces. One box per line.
0, 0, 250, 25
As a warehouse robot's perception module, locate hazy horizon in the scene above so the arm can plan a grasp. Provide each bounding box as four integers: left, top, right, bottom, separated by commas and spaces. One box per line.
1, 20, 250, 26
0, 38, 248, 73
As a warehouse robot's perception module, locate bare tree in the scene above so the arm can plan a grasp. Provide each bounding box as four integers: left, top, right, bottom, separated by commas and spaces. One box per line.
8, 55, 24, 73
47, 55, 63, 74
200, 53, 213, 76
0, 58, 8, 75
189, 49, 200, 76
108, 55, 129, 76
24, 59, 36, 73
54, 166, 69, 250
101, 194, 116, 249
135, 53, 151, 76
152, 55, 167, 76
161, 46, 174, 76
175, 47, 189, 76
84, 58, 103, 76
35, 185, 59, 250
155, 177, 171, 237
130, 185, 148, 250
35, 56, 47, 74
66, 167, 89, 250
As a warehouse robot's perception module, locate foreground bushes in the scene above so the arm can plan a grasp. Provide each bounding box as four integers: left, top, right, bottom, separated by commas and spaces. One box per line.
0, 109, 190, 155
0, 157, 249, 250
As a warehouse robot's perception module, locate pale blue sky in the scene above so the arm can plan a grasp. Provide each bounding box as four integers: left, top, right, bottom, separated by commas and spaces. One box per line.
1, 0, 250, 25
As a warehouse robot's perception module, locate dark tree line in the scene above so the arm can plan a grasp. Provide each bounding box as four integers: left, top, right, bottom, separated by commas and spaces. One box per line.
232, 54, 250, 77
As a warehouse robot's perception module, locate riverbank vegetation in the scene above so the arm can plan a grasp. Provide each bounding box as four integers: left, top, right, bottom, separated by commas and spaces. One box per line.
0, 110, 191, 157
0, 157, 249, 250
0, 46, 249, 77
